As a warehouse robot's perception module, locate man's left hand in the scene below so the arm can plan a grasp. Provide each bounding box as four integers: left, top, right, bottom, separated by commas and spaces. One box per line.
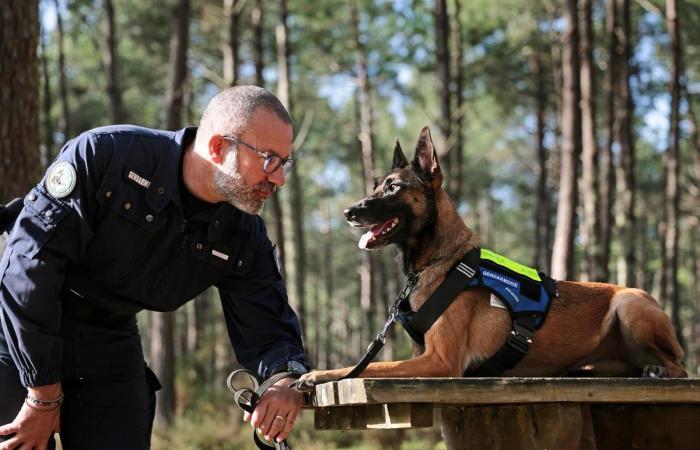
243, 377, 302, 444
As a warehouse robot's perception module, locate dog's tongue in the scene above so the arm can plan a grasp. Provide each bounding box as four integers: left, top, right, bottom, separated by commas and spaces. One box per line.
358, 219, 395, 250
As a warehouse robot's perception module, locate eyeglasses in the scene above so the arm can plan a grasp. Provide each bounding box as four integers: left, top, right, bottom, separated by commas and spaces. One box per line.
222, 135, 295, 175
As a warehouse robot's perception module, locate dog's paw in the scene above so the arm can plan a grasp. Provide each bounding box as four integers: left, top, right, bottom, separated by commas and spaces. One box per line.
642, 365, 669, 378
290, 370, 343, 392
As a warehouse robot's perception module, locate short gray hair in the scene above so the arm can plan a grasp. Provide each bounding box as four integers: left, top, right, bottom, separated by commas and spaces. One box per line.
196, 85, 292, 145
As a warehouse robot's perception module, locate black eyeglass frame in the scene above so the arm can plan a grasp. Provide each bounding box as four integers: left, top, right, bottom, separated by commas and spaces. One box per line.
222, 135, 295, 175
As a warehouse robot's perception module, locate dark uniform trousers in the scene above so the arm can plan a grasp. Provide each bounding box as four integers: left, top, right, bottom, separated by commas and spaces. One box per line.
0, 309, 159, 450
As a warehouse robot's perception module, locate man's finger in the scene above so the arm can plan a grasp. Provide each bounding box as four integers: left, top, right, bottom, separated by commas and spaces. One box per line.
0, 423, 18, 436
264, 411, 288, 442
250, 402, 269, 430
0, 436, 19, 450
275, 409, 298, 442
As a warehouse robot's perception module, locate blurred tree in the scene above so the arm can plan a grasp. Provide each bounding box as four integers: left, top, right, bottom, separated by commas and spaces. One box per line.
223, 0, 243, 86
615, 0, 636, 286
102, 0, 123, 122
579, 0, 600, 282
0, 0, 40, 200
551, 0, 581, 280
53, 0, 71, 142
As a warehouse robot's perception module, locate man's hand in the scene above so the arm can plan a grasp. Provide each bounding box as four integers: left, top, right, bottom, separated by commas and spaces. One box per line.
243, 377, 302, 444
0, 383, 61, 450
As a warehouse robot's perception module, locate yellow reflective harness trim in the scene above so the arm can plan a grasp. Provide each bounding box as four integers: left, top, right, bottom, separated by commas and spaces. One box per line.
480, 248, 542, 282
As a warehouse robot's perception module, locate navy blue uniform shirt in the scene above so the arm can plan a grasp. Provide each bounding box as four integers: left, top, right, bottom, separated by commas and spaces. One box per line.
0, 125, 309, 387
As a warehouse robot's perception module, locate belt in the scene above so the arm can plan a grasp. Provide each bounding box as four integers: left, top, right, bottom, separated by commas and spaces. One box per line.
61, 287, 134, 327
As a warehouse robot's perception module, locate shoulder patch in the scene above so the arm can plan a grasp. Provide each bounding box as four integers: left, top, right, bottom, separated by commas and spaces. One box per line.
45, 161, 77, 199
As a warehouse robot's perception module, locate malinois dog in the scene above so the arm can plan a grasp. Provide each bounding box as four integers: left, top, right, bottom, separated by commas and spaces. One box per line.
295, 126, 686, 388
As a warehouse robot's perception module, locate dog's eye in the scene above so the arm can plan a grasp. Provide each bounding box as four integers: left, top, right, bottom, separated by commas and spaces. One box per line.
384, 182, 401, 194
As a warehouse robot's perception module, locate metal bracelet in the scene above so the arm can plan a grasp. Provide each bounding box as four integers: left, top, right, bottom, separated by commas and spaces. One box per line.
25, 393, 64, 406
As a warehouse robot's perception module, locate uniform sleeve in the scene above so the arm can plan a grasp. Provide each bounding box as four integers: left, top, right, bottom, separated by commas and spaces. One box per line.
217, 238, 309, 381
0, 132, 107, 387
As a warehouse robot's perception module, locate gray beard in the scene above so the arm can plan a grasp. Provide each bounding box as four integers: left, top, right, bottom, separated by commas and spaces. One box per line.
213, 151, 265, 215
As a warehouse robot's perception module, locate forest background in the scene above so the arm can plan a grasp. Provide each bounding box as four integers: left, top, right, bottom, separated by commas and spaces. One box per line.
1, 0, 699, 448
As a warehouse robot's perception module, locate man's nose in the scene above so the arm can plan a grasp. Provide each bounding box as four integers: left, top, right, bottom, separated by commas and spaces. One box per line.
267, 166, 286, 187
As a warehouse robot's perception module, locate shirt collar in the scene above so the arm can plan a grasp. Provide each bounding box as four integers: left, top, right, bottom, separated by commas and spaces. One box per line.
145, 127, 196, 212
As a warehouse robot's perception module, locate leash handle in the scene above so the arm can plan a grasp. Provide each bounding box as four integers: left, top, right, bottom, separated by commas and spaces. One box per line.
227, 369, 300, 450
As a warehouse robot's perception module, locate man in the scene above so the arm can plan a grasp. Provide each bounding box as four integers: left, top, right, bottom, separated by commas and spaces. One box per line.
0, 86, 309, 449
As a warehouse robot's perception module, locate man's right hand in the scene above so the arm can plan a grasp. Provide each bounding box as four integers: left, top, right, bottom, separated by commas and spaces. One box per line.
0, 383, 61, 450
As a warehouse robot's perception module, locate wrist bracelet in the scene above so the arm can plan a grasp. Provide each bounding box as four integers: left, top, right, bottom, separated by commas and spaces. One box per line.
26, 393, 64, 407
24, 397, 62, 411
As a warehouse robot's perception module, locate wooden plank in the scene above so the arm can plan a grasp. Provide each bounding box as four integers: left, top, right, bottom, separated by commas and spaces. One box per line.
313, 378, 700, 406
314, 403, 433, 430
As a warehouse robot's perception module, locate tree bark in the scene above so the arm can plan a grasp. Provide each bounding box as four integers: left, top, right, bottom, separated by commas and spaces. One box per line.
0, 0, 41, 200
223, 0, 243, 86
615, 0, 636, 287
662, 0, 683, 347
53, 0, 70, 143
530, 53, 550, 271
277, 0, 307, 339
351, 0, 376, 345
150, 310, 175, 425
434, 0, 452, 180
449, 0, 464, 202
551, 0, 581, 280
165, 0, 190, 131
102, 0, 123, 123
578, 0, 600, 282
252, 0, 264, 87
599, 0, 618, 282
40, 23, 53, 169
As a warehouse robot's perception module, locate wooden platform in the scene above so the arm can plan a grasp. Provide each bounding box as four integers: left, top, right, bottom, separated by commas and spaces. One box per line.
307, 378, 700, 450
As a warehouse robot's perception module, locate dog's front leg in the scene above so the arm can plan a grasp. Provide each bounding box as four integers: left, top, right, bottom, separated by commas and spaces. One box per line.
294, 352, 458, 390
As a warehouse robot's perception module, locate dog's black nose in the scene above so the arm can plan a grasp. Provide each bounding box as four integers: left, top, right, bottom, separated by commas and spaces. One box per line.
344, 208, 355, 221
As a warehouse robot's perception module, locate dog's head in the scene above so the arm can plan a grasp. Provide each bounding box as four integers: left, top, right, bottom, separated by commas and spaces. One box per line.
344, 126, 443, 250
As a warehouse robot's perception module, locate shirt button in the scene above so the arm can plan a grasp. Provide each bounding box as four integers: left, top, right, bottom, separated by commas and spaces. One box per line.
214, 219, 221, 228
145, 214, 154, 222
28, 193, 36, 201
44, 211, 53, 219
237, 260, 243, 267
124, 202, 132, 210
105, 191, 113, 199
196, 243, 203, 250
157, 187, 165, 195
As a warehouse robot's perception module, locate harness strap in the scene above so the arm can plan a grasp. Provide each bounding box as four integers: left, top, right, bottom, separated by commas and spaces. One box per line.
464, 315, 537, 376
406, 248, 481, 336
227, 370, 300, 450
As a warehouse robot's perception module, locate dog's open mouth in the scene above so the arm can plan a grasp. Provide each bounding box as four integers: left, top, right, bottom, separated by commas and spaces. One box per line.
358, 217, 400, 249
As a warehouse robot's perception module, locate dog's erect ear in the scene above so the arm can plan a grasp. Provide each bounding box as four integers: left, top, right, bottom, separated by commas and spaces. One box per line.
413, 126, 443, 189
392, 138, 409, 170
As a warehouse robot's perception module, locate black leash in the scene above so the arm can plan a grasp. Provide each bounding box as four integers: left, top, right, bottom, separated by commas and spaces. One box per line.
227, 370, 301, 450
341, 271, 420, 380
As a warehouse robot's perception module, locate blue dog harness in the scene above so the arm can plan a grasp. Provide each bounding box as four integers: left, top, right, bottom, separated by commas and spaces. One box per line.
396, 247, 558, 376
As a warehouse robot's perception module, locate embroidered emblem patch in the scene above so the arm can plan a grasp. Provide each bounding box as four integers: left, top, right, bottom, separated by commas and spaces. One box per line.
127, 170, 151, 189
45, 161, 77, 198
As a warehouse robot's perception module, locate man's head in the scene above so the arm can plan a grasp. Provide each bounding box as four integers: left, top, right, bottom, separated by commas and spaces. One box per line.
192, 86, 294, 214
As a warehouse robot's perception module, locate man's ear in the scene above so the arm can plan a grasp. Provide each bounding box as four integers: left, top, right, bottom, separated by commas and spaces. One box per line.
392, 138, 409, 170
412, 126, 442, 189
208, 135, 227, 164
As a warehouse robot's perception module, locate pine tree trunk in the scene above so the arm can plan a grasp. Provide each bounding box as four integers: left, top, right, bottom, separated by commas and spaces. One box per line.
150, 310, 175, 425
663, 0, 683, 347
277, 0, 307, 339
599, 0, 618, 282
53, 0, 70, 143
449, 0, 464, 202
0, 0, 40, 200
615, 0, 636, 287
223, 0, 242, 86
531, 53, 550, 271
351, 0, 376, 346
578, 0, 600, 282
551, 0, 581, 280
40, 24, 53, 169
252, 0, 264, 87
102, 0, 123, 123
165, 0, 190, 131
434, 0, 452, 180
